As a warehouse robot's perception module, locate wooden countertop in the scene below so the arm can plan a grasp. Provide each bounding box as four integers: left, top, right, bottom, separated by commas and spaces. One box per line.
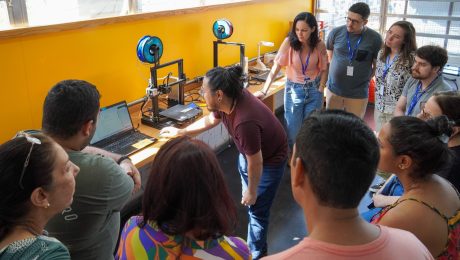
128, 76, 286, 168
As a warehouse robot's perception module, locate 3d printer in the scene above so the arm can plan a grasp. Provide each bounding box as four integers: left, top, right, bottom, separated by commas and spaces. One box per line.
136, 35, 200, 129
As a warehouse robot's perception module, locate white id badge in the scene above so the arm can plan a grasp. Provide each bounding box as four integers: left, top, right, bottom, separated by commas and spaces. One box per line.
379, 85, 384, 96
347, 66, 354, 76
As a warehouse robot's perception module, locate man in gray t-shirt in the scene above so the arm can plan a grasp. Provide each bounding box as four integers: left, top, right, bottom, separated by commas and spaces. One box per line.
42, 80, 141, 260
326, 2, 382, 118
395, 45, 452, 117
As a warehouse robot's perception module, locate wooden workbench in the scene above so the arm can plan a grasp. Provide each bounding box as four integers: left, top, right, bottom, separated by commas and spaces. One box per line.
127, 76, 286, 168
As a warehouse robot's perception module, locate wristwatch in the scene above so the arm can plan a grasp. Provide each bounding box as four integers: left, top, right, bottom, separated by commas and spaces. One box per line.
117, 155, 131, 164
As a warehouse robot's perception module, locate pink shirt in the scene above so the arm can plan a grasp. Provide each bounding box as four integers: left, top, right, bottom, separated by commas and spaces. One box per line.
275, 38, 328, 84
262, 225, 434, 260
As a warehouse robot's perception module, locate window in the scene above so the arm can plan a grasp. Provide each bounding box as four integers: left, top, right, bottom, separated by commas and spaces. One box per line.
0, 1, 9, 29
1, 0, 248, 29
316, 0, 460, 66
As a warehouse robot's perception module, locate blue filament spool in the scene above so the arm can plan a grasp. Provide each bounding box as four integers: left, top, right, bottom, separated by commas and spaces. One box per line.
212, 19, 233, 40
136, 35, 163, 64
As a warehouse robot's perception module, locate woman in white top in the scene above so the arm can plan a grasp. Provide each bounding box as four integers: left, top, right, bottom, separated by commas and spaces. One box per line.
374, 21, 417, 131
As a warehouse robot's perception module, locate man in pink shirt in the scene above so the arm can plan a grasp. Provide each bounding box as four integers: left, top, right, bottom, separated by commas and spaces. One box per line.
263, 110, 433, 260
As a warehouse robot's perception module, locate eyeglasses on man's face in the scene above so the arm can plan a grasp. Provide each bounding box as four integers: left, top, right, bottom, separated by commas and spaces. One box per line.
14, 131, 42, 190
345, 16, 364, 25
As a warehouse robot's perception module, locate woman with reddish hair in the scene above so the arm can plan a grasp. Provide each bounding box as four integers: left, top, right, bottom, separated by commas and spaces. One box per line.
116, 136, 251, 259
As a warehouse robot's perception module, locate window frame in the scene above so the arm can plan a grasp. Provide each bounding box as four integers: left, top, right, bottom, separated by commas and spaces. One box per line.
315, 0, 460, 65
0, 0, 256, 38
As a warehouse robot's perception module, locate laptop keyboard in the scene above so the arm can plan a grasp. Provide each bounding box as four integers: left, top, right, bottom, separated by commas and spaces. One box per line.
103, 132, 153, 155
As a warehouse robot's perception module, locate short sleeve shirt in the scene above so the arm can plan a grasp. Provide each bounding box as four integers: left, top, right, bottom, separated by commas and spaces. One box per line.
327, 25, 382, 99
46, 152, 134, 260
402, 76, 453, 116
276, 38, 328, 83
213, 89, 288, 165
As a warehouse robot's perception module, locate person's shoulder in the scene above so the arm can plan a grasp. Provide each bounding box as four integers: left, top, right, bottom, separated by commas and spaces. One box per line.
316, 40, 327, 51
327, 26, 344, 40
439, 78, 455, 91
380, 226, 433, 258
404, 77, 418, 87
367, 27, 382, 38
331, 25, 346, 34
262, 237, 318, 259
69, 150, 115, 167
36, 236, 71, 259
221, 236, 251, 259
70, 151, 123, 173
122, 216, 143, 233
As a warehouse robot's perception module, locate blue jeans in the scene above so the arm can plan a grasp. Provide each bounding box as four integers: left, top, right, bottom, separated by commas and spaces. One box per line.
361, 175, 404, 222
284, 78, 324, 149
238, 153, 286, 259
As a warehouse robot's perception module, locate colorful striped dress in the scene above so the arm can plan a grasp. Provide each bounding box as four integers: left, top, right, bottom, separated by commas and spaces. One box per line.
116, 216, 252, 259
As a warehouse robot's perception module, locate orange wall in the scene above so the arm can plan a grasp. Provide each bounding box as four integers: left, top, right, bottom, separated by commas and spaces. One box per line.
0, 0, 310, 142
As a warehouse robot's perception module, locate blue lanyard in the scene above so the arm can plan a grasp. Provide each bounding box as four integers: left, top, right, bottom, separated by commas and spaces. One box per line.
382, 54, 398, 79
346, 32, 362, 64
406, 76, 439, 115
299, 50, 311, 80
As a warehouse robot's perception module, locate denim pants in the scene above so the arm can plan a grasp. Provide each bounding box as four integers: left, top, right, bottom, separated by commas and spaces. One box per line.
284, 78, 323, 149
238, 153, 286, 259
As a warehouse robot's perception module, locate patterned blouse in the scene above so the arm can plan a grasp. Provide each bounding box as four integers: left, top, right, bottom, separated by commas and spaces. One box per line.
0, 235, 70, 260
116, 216, 252, 260
375, 50, 414, 114
372, 197, 460, 259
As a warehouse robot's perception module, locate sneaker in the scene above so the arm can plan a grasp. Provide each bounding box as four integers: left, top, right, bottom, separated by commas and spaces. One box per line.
369, 182, 385, 193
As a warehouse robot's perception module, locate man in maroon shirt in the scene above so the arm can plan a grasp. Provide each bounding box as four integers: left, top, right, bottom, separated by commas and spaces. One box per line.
160, 66, 288, 259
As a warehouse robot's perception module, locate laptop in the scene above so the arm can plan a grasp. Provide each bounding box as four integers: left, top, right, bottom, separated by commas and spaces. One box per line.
90, 101, 157, 155
159, 102, 203, 122
252, 70, 284, 82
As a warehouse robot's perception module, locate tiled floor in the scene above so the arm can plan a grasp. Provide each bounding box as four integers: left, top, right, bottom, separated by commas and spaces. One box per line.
216, 104, 379, 255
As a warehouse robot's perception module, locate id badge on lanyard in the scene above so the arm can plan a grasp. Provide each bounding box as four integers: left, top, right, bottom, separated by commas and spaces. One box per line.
300, 51, 311, 83
346, 32, 362, 77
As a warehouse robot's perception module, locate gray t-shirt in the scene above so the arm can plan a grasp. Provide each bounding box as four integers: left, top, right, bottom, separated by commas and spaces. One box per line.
46, 151, 133, 260
402, 75, 453, 116
327, 25, 382, 99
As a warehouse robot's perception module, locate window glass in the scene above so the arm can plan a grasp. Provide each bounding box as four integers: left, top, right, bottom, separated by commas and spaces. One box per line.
138, 0, 201, 12
406, 18, 447, 35
317, 0, 460, 65
2, 0, 248, 29
416, 36, 445, 48
26, 0, 129, 26
406, 1, 450, 16
0, 1, 10, 29
453, 2, 460, 17
447, 39, 460, 55
138, 0, 247, 13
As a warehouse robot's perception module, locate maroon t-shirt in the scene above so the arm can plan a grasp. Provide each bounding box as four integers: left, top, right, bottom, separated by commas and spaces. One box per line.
213, 89, 288, 165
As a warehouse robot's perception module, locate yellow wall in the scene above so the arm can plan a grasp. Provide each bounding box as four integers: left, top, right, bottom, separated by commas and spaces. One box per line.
0, 0, 310, 142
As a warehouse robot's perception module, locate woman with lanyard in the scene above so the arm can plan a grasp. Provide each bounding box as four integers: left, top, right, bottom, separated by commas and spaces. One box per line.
254, 12, 328, 150
374, 21, 416, 132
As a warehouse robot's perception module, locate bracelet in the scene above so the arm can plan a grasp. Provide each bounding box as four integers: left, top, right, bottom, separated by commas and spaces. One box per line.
117, 155, 131, 164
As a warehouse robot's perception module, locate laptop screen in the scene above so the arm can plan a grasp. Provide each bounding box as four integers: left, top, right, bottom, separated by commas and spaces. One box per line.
90, 101, 134, 145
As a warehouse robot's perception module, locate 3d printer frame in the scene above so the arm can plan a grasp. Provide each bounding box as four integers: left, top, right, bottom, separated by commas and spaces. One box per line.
141, 58, 187, 129
213, 40, 245, 71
